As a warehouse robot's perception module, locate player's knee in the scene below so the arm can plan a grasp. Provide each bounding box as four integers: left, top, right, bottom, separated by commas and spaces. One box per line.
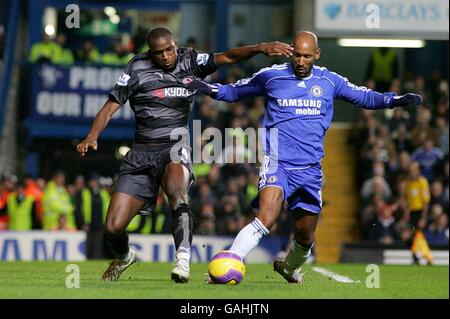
105, 217, 126, 235
256, 214, 276, 230
294, 231, 315, 247
166, 186, 188, 208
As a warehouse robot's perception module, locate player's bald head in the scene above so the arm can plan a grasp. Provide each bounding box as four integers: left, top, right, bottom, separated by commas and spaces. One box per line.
290, 31, 320, 78
293, 31, 319, 51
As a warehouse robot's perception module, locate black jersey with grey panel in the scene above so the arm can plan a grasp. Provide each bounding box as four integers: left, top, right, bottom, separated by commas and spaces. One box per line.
109, 48, 217, 145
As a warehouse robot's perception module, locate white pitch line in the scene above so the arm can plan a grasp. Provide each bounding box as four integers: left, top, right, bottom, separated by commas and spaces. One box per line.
312, 267, 361, 284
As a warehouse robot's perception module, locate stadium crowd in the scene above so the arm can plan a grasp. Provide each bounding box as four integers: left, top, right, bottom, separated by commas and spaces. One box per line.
1, 33, 448, 249
352, 70, 449, 246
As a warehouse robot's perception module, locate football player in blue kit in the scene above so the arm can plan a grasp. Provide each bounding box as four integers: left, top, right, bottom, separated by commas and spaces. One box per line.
188, 31, 422, 283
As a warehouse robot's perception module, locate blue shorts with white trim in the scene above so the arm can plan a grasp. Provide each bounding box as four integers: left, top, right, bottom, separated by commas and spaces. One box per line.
252, 158, 324, 214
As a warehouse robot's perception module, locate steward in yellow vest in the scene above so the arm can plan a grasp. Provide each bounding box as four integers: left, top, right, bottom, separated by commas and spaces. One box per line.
366, 47, 399, 92
7, 184, 40, 230
29, 33, 58, 64
42, 171, 76, 231
74, 173, 111, 259
52, 33, 74, 66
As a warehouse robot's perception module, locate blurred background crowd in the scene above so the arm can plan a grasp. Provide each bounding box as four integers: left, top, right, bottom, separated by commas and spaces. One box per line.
0, 1, 448, 261
1, 47, 448, 248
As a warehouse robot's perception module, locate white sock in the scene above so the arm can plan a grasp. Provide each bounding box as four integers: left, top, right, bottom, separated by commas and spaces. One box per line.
285, 240, 313, 271
230, 218, 269, 260
176, 250, 191, 269
119, 250, 133, 262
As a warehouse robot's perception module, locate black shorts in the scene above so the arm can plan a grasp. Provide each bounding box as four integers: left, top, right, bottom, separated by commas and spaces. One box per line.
114, 142, 194, 208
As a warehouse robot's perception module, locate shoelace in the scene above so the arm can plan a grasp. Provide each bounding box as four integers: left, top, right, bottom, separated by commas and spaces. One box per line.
292, 268, 307, 282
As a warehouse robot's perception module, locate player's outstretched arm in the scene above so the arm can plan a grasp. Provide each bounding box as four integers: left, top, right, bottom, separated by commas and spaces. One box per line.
333, 74, 423, 110
76, 97, 121, 157
214, 42, 293, 65
187, 78, 263, 103
387, 93, 423, 108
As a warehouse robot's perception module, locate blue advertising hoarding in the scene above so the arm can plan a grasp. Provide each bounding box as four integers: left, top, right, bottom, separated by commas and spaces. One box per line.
27, 64, 135, 139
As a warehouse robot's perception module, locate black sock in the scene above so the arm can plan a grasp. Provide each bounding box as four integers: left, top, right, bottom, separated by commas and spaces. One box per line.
103, 228, 129, 258
171, 203, 193, 253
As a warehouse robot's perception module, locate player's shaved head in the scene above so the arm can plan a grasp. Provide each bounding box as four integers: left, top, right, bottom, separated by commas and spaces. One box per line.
147, 27, 178, 71
147, 27, 174, 49
291, 31, 321, 78
294, 31, 319, 51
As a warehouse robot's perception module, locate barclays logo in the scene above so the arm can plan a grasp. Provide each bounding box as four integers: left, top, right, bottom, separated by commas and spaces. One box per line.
324, 3, 341, 19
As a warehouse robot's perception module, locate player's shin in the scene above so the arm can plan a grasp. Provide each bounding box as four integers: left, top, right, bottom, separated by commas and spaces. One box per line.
230, 218, 269, 260
103, 228, 130, 260
171, 203, 193, 267
284, 240, 314, 271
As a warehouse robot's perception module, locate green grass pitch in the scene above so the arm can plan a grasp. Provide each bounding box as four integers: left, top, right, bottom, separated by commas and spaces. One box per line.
0, 261, 447, 299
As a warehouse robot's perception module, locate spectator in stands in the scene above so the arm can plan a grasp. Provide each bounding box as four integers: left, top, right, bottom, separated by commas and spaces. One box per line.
75, 40, 101, 64
424, 204, 449, 245
52, 33, 74, 65
206, 164, 226, 196
410, 107, 437, 149
218, 194, 244, 235
443, 158, 449, 211
42, 170, 76, 231
74, 173, 110, 259
102, 41, 134, 65
196, 203, 216, 235
435, 116, 449, 155
366, 197, 400, 244
29, 32, 57, 64
190, 180, 218, 217
390, 151, 412, 187
7, 182, 40, 230
0, 173, 10, 230
411, 137, 444, 182
102, 42, 124, 65
24, 176, 44, 228
435, 97, 449, 119
429, 179, 446, 213
404, 162, 430, 230
361, 161, 392, 200
366, 47, 399, 92
388, 108, 410, 135
391, 123, 413, 154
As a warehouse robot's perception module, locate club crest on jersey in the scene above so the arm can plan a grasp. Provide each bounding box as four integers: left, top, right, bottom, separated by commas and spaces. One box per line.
182, 77, 194, 85
311, 85, 323, 97
267, 176, 278, 183
117, 73, 131, 86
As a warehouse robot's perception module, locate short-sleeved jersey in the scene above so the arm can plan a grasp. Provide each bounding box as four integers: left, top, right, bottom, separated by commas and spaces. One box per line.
109, 48, 217, 144
215, 63, 394, 167
406, 176, 430, 211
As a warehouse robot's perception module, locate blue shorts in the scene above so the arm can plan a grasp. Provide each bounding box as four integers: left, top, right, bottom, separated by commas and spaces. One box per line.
253, 157, 324, 214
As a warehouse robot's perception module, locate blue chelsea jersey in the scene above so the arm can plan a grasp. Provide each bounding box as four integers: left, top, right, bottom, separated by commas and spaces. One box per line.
214, 63, 394, 167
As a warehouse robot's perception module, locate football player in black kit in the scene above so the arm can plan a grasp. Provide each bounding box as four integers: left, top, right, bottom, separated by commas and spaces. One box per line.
76, 27, 293, 283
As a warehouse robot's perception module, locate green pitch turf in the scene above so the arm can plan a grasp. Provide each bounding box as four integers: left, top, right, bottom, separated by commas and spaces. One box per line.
0, 261, 447, 299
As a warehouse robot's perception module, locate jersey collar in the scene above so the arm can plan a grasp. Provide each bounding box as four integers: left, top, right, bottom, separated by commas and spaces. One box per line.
289, 62, 314, 80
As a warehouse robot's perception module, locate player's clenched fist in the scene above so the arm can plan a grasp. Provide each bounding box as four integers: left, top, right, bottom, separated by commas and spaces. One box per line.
259, 41, 294, 58
76, 138, 98, 157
